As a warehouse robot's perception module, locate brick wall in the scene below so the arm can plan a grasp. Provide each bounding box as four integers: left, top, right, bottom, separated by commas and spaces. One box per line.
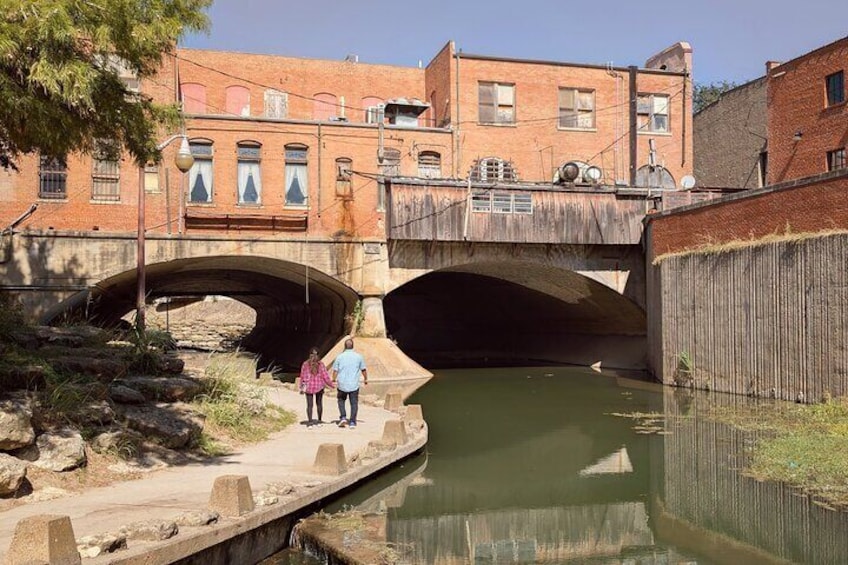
646, 170, 848, 259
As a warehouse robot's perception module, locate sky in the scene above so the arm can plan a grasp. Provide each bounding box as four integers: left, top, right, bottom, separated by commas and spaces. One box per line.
182, 0, 847, 86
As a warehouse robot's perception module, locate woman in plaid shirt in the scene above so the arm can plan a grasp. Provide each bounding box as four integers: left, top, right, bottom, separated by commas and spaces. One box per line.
296, 347, 335, 427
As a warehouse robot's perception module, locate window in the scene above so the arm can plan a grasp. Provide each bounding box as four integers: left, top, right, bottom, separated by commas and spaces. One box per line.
313, 93, 337, 121
225, 85, 250, 117
559, 88, 595, 129
335, 157, 352, 199
471, 191, 532, 214
237, 142, 261, 204
144, 164, 159, 193
637, 94, 670, 133
826, 71, 845, 107
827, 148, 846, 171
264, 89, 288, 119
471, 191, 491, 212
417, 151, 441, 179
181, 83, 207, 114
39, 156, 67, 199
478, 82, 515, 124
757, 151, 768, 188
188, 141, 213, 203
381, 148, 401, 177
284, 144, 308, 207
91, 141, 120, 201
470, 157, 519, 183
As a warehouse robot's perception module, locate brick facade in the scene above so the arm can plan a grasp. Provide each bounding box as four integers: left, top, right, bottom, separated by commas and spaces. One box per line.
1, 41, 693, 240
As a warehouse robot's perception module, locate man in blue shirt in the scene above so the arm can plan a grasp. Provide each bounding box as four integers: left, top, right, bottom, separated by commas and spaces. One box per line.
331, 338, 368, 428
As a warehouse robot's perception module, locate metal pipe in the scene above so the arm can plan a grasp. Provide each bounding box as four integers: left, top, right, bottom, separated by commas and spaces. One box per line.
629, 66, 638, 187
136, 164, 147, 332
455, 47, 461, 178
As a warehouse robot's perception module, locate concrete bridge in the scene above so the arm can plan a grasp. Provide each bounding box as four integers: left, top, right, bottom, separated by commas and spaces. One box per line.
1, 179, 659, 371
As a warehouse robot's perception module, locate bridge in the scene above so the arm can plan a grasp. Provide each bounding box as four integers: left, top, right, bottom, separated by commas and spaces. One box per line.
1, 179, 685, 372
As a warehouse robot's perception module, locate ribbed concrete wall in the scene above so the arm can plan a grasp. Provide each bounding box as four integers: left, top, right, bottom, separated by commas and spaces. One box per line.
648, 234, 848, 402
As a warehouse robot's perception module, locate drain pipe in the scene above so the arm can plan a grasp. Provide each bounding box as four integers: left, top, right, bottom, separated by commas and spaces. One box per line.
628, 65, 638, 187
1, 203, 38, 264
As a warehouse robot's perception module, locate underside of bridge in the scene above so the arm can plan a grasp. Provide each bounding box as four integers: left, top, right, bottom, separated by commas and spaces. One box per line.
385, 262, 647, 370
55, 256, 358, 371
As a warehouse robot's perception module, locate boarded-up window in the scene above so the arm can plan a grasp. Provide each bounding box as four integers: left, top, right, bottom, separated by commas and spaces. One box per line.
470, 157, 518, 183
417, 151, 441, 178
181, 83, 207, 114
225, 85, 250, 117
478, 82, 515, 124
264, 89, 288, 118
381, 148, 401, 177
559, 88, 595, 129
313, 93, 337, 121
91, 140, 120, 201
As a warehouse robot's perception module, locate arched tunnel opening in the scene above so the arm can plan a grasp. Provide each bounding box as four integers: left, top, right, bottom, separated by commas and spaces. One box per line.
52, 256, 359, 372
384, 263, 647, 370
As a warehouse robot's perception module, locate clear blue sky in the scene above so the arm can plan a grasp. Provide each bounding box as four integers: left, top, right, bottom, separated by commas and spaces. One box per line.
182, 0, 846, 86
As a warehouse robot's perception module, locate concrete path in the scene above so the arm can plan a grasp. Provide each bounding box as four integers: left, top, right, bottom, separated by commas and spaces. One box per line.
0, 385, 427, 564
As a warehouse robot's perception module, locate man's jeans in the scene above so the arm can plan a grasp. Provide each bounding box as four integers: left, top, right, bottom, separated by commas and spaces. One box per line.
337, 389, 359, 424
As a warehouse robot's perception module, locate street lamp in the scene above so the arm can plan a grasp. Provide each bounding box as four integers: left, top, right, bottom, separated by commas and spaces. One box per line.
136, 134, 194, 333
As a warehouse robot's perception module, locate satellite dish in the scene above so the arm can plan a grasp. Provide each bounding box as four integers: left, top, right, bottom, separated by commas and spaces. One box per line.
680, 175, 696, 189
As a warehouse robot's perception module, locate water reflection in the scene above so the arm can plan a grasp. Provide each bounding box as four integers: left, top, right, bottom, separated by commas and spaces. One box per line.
323, 367, 848, 565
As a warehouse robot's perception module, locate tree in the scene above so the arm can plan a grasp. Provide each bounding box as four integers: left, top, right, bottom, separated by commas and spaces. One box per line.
693, 80, 739, 114
0, 0, 211, 169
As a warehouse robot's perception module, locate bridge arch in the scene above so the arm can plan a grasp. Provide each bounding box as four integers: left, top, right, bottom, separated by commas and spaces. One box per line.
384, 260, 646, 370
49, 255, 359, 369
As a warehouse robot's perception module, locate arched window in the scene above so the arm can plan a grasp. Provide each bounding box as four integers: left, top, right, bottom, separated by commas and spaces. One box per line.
237, 141, 261, 204
417, 151, 441, 179
313, 93, 337, 121
381, 148, 401, 177
636, 165, 676, 189
181, 83, 207, 114
188, 139, 214, 203
225, 85, 250, 116
470, 157, 518, 183
284, 143, 308, 207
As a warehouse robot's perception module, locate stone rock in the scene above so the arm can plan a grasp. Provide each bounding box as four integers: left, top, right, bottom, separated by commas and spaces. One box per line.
0, 364, 47, 391
35, 325, 105, 345
0, 453, 28, 496
0, 394, 35, 451
175, 511, 219, 527
120, 377, 203, 403
75, 400, 115, 426
266, 482, 296, 496
109, 384, 146, 404
119, 519, 179, 541
90, 430, 138, 456
254, 492, 279, 506
120, 403, 204, 449
16, 429, 87, 472
77, 532, 127, 558
51, 356, 127, 383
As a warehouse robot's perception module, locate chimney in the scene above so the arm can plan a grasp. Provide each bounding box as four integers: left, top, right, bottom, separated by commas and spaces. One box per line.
765, 61, 782, 73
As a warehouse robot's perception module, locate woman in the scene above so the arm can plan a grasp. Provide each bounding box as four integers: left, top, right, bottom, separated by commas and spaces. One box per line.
296, 347, 334, 427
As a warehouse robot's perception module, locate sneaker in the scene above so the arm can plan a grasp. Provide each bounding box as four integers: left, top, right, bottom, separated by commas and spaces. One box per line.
338, 419, 348, 428
349, 422, 357, 429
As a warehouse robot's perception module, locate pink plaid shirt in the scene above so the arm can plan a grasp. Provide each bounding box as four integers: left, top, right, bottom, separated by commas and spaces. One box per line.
298, 361, 333, 394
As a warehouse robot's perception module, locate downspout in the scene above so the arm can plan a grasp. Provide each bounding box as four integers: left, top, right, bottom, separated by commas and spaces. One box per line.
317, 123, 322, 218
455, 47, 461, 178
682, 68, 688, 167
629, 65, 638, 187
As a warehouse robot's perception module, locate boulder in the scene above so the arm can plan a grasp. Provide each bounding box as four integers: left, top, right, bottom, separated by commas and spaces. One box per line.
120, 403, 204, 449
77, 532, 127, 559
109, 384, 146, 404
16, 429, 87, 472
119, 519, 178, 541
0, 453, 27, 496
0, 395, 35, 450
90, 430, 140, 456
121, 376, 203, 402
175, 511, 219, 527
51, 356, 127, 383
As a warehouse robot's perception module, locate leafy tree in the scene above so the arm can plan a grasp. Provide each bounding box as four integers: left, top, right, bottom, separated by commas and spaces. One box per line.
693, 80, 739, 114
0, 0, 211, 169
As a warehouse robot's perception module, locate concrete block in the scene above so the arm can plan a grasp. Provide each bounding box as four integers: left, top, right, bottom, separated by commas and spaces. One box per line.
313, 443, 347, 475
208, 475, 254, 518
404, 404, 424, 421
383, 391, 403, 412
382, 420, 408, 446
5, 514, 80, 565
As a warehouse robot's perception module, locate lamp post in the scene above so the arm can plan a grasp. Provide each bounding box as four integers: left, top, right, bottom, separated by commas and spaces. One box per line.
136, 134, 194, 333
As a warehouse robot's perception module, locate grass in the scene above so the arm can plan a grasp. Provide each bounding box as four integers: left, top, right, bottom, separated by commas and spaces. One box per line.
708, 399, 848, 507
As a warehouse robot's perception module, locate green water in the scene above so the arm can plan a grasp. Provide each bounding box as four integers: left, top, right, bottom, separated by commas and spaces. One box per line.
274, 367, 848, 564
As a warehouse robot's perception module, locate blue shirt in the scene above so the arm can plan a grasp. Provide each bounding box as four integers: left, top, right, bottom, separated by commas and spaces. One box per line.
332, 349, 366, 392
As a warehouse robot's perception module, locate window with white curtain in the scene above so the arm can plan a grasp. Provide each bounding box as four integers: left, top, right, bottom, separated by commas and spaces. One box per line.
188, 141, 213, 203
285, 144, 308, 207
237, 143, 261, 204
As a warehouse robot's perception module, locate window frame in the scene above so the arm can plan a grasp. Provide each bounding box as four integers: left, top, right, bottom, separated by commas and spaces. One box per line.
825, 71, 845, 107
478, 81, 516, 125
284, 143, 309, 208
827, 148, 846, 172
236, 141, 262, 205
637, 93, 671, 134
417, 151, 441, 179
558, 87, 596, 130
38, 155, 68, 200
91, 140, 121, 202
188, 140, 214, 204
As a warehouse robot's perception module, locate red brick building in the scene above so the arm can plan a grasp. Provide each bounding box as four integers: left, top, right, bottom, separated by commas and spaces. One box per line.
1, 40, 693, 239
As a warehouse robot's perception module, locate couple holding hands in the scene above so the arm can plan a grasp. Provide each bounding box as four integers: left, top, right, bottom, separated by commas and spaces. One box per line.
296, 338, 367, 429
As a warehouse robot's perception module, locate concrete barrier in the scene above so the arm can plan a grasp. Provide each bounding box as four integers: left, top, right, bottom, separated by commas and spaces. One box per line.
382, 420, 407, 446
313, 443, 347, 475
404, 404, 424, 421
383, 391, 404, 412
5, 514, 80, 565
209, 475, 255, 518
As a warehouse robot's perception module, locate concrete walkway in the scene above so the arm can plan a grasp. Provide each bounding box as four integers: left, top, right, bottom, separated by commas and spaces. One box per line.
0, 385, 427, 564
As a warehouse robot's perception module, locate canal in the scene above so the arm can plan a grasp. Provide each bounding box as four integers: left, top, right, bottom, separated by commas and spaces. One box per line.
269, 366, 848, 564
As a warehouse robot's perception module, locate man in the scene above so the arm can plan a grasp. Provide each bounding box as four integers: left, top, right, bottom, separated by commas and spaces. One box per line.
331, 338, 368, 428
